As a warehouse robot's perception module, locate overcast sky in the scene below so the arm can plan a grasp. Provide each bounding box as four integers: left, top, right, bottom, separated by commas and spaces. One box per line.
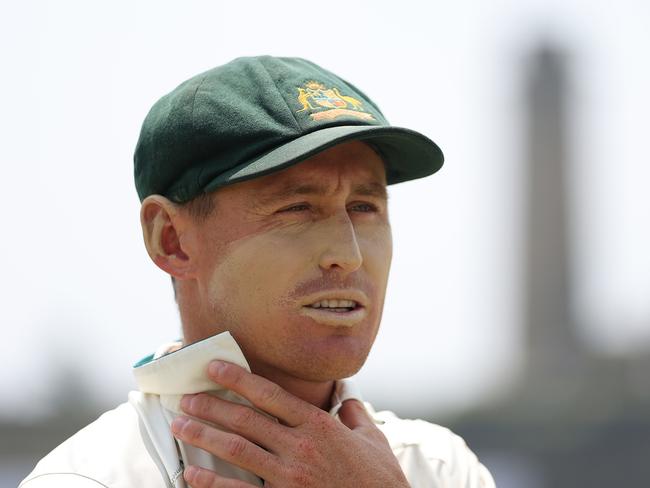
1, 0, 649, 420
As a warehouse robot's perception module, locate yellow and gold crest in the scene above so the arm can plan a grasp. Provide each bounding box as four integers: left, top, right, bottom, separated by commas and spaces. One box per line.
296, 81, 374, 122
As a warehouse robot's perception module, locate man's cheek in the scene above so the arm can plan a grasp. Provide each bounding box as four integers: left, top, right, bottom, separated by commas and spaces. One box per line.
361, 243, 392, 283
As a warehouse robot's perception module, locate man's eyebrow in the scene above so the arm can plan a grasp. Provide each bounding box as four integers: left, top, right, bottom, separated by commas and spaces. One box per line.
353, 182, 388, 201
353, 183, 388, 200
257, 183, 327, 205
257, 181, 388, 205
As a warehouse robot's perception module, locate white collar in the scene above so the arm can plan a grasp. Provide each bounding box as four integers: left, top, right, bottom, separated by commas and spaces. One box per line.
133, 331, 362, 417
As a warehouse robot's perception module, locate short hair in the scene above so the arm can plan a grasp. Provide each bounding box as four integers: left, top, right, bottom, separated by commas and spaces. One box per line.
181, 191, 215, 221
170, 191, 216, 298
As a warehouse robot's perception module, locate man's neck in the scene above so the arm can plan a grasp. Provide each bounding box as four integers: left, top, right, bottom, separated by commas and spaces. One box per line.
247, 358, 336, 412
178, 327, 337, 412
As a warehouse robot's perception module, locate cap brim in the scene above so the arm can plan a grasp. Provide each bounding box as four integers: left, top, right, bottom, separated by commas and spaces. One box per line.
202, 125, 444, 192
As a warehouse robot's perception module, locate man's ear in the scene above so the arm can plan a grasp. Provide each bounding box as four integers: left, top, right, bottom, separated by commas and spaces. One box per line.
140, 195, 193, 279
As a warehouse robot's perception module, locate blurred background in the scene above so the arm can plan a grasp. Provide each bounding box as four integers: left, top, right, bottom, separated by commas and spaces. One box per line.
2, 1, 649, 486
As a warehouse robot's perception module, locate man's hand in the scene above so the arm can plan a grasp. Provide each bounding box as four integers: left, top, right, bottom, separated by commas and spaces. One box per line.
171, 360, 410, 488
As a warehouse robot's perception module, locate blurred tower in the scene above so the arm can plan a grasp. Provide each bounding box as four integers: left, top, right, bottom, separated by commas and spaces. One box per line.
452, 42, 650, 488
523, 47, 585, 398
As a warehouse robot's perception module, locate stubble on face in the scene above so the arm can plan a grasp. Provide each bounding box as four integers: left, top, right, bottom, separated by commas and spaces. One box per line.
183, 141, 392, 385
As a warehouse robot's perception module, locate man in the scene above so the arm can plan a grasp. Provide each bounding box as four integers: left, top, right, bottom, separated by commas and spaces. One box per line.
21, 56, 495, 487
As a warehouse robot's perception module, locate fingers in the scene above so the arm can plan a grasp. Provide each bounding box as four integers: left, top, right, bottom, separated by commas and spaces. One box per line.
208, 360, 315, 427
180, 393, 288, 452
183, 465, 257, 488
338, 399, 376, 431
172, 416, 277, 481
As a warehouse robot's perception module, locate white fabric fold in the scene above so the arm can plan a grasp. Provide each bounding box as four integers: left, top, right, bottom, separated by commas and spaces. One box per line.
134, 331, 256, 415
134, 331, 251, 395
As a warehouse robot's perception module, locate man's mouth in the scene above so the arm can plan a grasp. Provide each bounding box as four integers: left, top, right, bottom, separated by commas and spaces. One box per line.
299, 292, 368, 327
306, 299, 360, 313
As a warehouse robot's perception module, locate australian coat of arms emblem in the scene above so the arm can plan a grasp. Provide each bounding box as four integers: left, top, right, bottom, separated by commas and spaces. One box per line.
296, 81, 375, 122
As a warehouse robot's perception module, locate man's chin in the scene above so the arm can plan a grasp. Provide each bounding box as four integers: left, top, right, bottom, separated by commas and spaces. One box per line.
290, 329, 377, 381
289, 353, 369, 383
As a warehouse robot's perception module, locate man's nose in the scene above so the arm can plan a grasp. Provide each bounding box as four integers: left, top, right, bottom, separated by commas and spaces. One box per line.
318, 214, 363, 274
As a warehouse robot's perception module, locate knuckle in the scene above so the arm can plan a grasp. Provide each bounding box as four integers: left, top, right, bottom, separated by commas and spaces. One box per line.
230, 406, 255, 430
258, 383, 282, 405
185, 421, 205, 443
225, 363, 244, 384
225, 434, 248, 459
192, 394, 213, 418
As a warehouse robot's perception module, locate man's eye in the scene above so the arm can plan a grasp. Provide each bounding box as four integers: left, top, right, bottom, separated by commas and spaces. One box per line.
349, 203, 378, 213
280, 203, 310, 212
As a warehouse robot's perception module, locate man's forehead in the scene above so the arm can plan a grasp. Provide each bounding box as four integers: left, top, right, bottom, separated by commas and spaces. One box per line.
257, 179, 388, 205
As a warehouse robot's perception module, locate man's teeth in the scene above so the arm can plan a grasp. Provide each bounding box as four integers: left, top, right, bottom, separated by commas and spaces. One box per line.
309, 299, 357, 309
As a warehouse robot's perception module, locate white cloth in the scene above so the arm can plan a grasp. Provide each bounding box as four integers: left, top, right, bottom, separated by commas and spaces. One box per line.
20, 332, 495, 488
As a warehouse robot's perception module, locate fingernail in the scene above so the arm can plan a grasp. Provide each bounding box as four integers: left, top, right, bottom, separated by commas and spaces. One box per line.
184, 465, 199, 482
171, 416, 189, 434
209, 360, 225, 376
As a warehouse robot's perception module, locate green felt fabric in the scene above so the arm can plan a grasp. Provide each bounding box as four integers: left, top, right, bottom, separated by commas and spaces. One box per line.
134, 56, 443, 202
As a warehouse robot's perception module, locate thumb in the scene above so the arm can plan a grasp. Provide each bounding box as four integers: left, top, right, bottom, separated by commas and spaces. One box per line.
338, 399, 375, 430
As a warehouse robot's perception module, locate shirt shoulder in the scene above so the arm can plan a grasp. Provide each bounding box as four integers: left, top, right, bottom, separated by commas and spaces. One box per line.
20, 400, 167, 488
368, 406, 495, 488
19, 473, 109, 488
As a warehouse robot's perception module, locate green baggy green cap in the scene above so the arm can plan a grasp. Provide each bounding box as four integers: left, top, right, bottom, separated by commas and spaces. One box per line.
134, 56, 444, 203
